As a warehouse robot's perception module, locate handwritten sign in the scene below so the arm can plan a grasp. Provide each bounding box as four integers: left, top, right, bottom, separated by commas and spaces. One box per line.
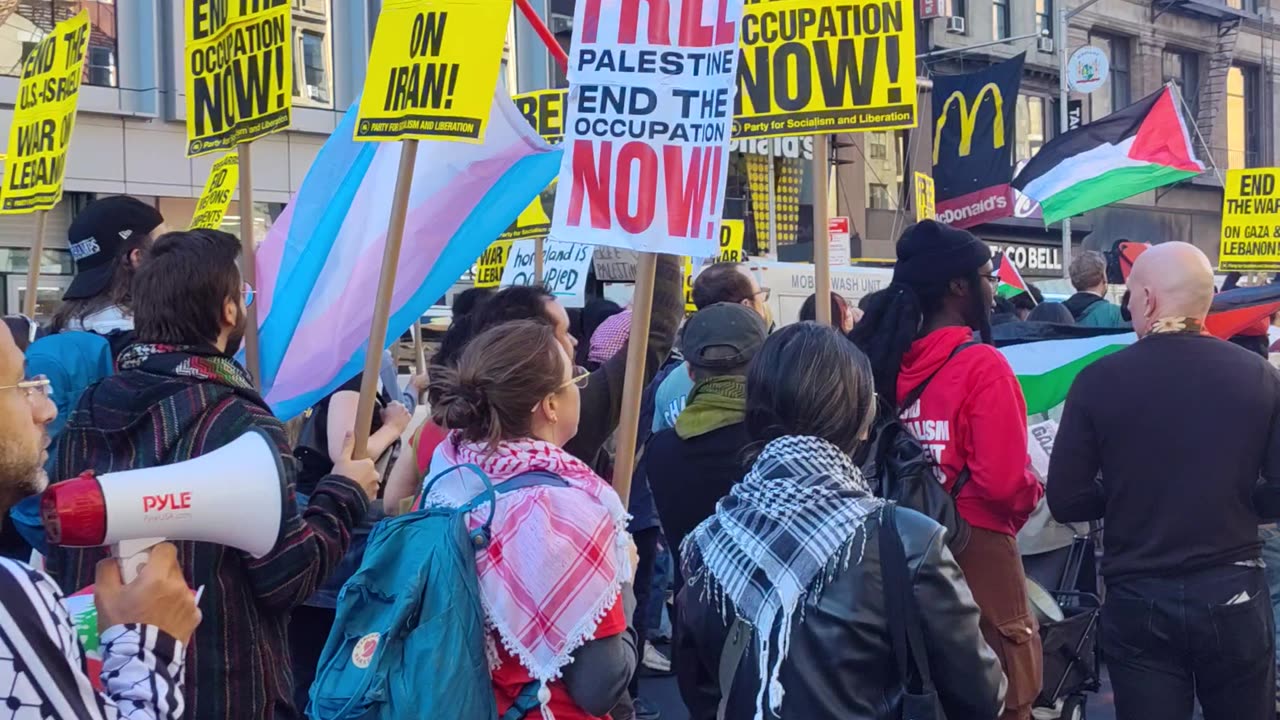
500, 239, 594, 307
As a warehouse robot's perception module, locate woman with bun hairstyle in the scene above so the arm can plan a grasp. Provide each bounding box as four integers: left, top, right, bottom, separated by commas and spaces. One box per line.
424, 320, 638, 720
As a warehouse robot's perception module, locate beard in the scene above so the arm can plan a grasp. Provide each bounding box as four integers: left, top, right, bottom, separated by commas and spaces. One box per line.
224, 305, 248, 357
0, 432, 47, 513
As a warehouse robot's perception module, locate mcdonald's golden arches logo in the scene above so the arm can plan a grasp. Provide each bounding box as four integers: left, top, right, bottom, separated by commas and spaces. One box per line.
932, 83, 1005, 166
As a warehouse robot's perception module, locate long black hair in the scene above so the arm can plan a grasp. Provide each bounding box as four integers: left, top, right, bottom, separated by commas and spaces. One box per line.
848, 271, 992, 409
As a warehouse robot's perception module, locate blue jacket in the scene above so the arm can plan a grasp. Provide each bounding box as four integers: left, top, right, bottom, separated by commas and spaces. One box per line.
26, 331, 116, 441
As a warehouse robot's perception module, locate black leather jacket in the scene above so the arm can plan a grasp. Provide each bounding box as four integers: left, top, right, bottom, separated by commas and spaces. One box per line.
674, 507, 1006, 720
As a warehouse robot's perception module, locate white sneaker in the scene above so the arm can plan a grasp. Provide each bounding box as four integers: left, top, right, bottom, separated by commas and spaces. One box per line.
642, 642, 672, 673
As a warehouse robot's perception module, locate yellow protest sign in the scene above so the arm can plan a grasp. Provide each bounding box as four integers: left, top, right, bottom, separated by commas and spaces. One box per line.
356, 0, 510, 143
475, 239, 513, 287
0, 11, 90, 213
719, 220, 746, 262
190, 153, 240, 229
513, 90, 567, 142
734, 0, 917, 139
684, 257, 697, 313
914, 172, 935, 221
500, 193, 552, 241
185, 0, 292, 157
1220, 168, 1280, 271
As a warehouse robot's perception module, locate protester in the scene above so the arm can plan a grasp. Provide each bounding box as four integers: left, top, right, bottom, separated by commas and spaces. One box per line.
1049, 242, 1280, 720
46, 229, 379, 720
798, 291, 861, 332
992, 296, 1020, 325
1064, 250, 1127, 327
646, 303, 765, 572
850, 220, 1043, 720
1026, 301, 1075, 324
1010, 289, 1038, 321
578, 297, 624, 368
588, 307, 631, 370
426, 320, 636, 719
2, 315, 41, 351
675, 322, 1004, 720
0, 307, 201, 718
27, 196, 167, 438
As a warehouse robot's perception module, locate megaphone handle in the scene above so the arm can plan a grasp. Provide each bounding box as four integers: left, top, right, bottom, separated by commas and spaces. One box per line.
113, 537, 165, 583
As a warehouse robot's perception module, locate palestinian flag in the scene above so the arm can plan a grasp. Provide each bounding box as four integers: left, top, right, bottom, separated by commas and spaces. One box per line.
994, 252, 1032, 301
1012, 85, 1205, 225
996, 326, 1134, 416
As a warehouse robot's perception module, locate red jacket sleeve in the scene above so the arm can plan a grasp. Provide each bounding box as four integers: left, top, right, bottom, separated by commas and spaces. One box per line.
960, 373, 1043, 535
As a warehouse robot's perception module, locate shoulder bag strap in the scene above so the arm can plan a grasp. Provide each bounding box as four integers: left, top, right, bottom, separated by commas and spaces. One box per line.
898, 341, 980, 413
717, 617, 751, 720
879, 504, 936, 695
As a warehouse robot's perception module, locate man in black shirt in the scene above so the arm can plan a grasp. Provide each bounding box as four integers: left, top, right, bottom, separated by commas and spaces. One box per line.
1049, 242, 1280, 720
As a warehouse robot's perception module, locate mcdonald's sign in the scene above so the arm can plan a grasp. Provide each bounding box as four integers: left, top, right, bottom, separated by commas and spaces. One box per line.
931, 53, 1025, 229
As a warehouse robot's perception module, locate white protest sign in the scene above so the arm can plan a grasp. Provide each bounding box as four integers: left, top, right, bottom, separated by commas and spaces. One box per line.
1027, 419, 1058, 480
550, 0, 742, 255
500, 239, 594, 308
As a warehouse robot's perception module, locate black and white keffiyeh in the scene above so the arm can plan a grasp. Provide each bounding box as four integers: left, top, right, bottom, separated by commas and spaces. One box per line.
683, 435, 884, 720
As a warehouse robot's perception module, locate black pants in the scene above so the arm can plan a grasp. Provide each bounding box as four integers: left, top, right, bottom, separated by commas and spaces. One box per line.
1103, 563, 1275, 720
289, 605, 337, 713
628, 526, 661, 696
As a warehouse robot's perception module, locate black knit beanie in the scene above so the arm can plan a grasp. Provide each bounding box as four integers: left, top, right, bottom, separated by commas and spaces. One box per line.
891, 220, 992, 288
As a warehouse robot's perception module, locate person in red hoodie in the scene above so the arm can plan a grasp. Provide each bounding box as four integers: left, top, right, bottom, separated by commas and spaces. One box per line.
851, 220, 1043, 720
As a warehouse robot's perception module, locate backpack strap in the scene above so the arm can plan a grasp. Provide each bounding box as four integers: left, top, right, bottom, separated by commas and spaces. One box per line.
717, 617, 750, 720
898, 341, 979, 412
500, 680, 544, 720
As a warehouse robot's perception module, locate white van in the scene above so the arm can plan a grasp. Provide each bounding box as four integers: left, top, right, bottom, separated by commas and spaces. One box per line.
748, 261, 894, 327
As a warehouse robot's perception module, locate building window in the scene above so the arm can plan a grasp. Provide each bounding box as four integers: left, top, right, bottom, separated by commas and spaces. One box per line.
1162, 49, 1200, 120
0, 1, 119, 87
1226, 0, 1256, 12
1016, 95, 1046, 164
301, 31, 329, 103
1036, 0, 1053, 38
1227, 64, 1261, 169
952, 0, 967, 18
870, 133, 887, 160
993, 0, 1010, 40
869, 184, 891, 210
1088, 33, 1130, 120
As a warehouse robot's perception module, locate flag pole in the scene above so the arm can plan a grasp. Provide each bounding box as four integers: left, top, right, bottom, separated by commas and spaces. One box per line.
354, 140, 418, 459
23, 209, 47, 318
812, 135, 831, 325
237, 142, 262, 389
610, 251, 657, 508
535, 236, 545, 278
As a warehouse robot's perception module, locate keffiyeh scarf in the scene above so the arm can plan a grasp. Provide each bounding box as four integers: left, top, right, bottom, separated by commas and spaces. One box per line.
684, 435, 884, 720
425, 435, 632, 711
117, 343, 257, 391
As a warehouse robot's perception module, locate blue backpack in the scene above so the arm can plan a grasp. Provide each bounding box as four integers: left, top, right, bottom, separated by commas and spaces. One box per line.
307, 464, 568, 720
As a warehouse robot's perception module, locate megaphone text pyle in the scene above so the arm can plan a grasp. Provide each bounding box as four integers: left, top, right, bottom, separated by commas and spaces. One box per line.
41, 428, 287, 581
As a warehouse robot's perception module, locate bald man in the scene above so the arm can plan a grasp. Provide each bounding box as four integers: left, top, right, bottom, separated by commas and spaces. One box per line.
1048, 242, 1280, 720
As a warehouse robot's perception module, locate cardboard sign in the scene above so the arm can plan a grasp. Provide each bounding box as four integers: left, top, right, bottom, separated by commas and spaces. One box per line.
1220, 168, 1280, 272
734, 0, 918, 139
719, 219, 745, 262
514, 89, 568, 142
500, 239, 594, 307
0, 11, 90, 213
356, 0, 509, 143
550, 0, 743, 255
474, 239, 513, 287
185, 0, 292, 157
594, 246, 640, 281
914, 172, 935, 221
190, 153, 240, 229
828, 216, 850, 267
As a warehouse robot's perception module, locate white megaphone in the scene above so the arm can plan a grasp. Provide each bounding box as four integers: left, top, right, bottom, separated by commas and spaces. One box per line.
40, 428, 286, 582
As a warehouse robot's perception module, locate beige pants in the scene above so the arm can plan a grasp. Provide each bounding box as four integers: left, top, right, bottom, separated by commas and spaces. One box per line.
956, 527, 1044, 720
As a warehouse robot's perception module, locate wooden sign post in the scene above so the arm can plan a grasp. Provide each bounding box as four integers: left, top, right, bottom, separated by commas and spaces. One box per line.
608, 252, 657, 507
237, 143, 262, 389
812, 135, 832, 326
23, 211, 48, 318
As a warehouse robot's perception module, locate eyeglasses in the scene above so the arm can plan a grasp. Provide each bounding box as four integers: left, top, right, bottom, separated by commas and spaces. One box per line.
0, 375, 51, 403
559, 366, 590, 391
756, 287, 772, 301
981, 273, 1001, 286
242, 282, 256, 308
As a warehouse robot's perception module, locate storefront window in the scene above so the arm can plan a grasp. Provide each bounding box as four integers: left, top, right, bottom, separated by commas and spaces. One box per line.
0, 1, 118, 87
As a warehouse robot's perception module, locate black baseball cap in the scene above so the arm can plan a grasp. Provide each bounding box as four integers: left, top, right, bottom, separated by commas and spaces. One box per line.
63, 196, 165, 301
681, 302, 768, 370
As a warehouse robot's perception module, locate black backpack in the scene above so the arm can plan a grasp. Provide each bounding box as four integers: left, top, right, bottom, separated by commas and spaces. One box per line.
855, 343, 976, 552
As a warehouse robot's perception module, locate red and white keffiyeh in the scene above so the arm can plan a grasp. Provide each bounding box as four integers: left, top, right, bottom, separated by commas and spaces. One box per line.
425, 435, 632, 691
588, 309, 631, 365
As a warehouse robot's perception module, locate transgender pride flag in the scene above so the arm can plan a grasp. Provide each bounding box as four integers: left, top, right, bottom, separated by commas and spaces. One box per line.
253, 92, 561, 420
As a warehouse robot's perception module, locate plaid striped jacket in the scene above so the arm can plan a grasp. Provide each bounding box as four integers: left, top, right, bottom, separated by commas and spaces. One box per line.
46, 348, 369, 720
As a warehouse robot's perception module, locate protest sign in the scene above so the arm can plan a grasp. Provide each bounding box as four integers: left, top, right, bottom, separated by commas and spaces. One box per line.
594, 246, 640, 281
0, 10, 90, 213
684, 257, 698, 312
500, 185, 554, 241
475, 239, 513, 287
914, 171, 935, 221
551, 0, 743, 255
828, 216, 850, 267
185, 0, 292, 157
719, 219, 746, 261
734, 0, 917, 139
500, 239, 594, 307
356, 0, 509, 143
1220, 168, 1280, 272
514, 89, 568, 141
190, 153, 240, 229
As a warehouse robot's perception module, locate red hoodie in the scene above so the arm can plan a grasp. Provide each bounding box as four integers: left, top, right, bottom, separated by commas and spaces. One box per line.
895, 326, 1042, 536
